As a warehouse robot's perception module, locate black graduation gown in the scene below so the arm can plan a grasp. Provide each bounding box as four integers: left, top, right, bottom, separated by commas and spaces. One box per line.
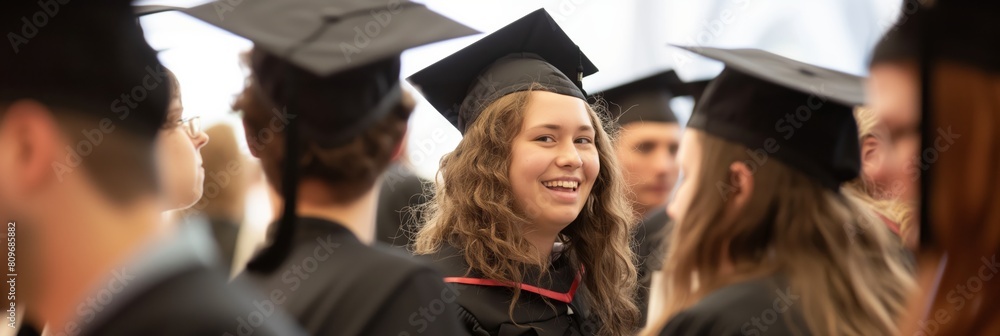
422, 244, 596, 336
78, 217, 304, 335
658, 276, 810, 336
632, 208, 670, 325
239, 217, 468, 336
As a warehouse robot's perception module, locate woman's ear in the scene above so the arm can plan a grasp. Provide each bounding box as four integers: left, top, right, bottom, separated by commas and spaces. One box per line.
860, 136, 881, 174
726, 161, 755, 211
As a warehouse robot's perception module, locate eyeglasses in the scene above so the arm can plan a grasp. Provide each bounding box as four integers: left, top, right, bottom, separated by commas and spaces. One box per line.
176, 116, 202, 138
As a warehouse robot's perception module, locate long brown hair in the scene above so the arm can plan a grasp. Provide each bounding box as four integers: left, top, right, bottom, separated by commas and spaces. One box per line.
413, 85, 640, 335
901, 61, 1000, 336
645, 131, 913, 336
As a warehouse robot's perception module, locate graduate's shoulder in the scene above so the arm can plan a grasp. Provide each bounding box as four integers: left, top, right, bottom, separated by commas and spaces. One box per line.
660, 276, 807, 336
411, 242, 474, 277
88, 264, 303, 335
282, 219, 436, 281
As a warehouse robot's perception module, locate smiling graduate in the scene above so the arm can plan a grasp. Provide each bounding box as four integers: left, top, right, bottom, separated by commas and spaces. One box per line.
408, 9, 641, 336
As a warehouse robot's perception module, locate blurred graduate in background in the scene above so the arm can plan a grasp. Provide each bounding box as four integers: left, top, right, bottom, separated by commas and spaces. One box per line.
644, 47, 913, 335
592, 70, 705, 326
868, 1, 1000, 334
0, 1, 302, 334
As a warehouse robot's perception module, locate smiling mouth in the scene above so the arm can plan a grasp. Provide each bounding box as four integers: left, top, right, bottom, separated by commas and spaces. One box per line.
542, 180, 579, 192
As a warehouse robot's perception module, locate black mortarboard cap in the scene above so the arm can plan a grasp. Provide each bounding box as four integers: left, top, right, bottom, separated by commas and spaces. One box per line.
135, 5, 183, 16
408, 9, 598, 134
592, 71, 687, 126
181, 0, 476, 273
0, 1, 170, 140
183, 0, 477, 76
677, 46, 863, 190
182, 0, 478, 146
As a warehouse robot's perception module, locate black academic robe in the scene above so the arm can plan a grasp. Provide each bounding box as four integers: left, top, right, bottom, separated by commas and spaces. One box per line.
422, 244, 596, 336
658, 276, 810, 336
633, 208, 670, 325
239, 217, 468, 336
83, 266, 304, 335
78, 217, 304, 336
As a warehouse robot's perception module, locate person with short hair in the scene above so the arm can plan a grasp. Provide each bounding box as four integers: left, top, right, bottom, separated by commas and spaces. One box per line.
180, 0, 478, 334
0, 2, 301, 335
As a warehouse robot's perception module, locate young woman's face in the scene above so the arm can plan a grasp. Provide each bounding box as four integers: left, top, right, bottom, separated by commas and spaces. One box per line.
667, 130, 702, 225
509, 91, 599, 231
615, 121, 681, 215
156, 96, 210, 211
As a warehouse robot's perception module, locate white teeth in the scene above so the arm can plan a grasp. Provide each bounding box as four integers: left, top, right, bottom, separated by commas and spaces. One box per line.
544, 181, 579, 189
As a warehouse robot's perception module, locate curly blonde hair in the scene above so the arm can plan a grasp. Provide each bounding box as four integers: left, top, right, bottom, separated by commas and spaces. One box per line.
413, 85, 640, 335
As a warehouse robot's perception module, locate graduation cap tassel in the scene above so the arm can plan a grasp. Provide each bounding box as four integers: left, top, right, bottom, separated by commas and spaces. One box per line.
246, 75, 301, 274
247, 23, 331, 274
